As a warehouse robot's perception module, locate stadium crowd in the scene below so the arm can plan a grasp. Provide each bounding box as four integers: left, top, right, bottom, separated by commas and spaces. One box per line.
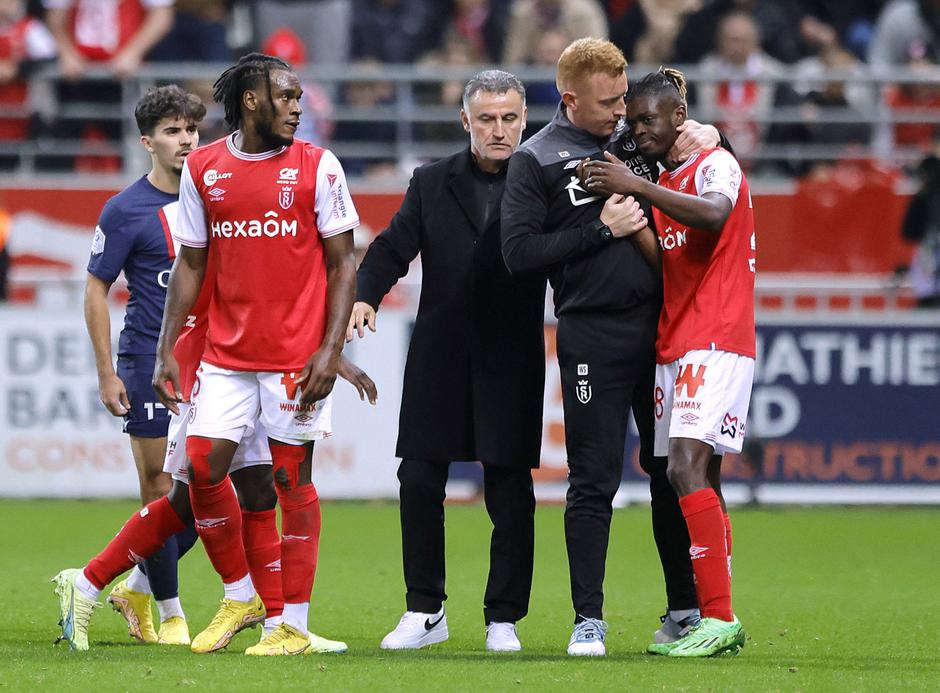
1, 0, 940, 175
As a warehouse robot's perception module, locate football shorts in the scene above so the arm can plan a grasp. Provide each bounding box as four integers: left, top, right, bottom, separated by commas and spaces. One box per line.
116, 353, 171, 438
163, 402, 272, 483
187, 361, 332, 444
654, 349, 754, 457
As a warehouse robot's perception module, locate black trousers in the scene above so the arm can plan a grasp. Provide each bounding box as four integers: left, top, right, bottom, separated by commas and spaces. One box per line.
557, 305, 696, 621
398, 458, 535, 624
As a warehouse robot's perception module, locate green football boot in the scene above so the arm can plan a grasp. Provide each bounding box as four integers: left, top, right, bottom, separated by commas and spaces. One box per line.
666, 616, 745, 658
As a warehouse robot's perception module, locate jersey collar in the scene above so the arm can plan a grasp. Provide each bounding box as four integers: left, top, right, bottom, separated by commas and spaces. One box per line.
225, 131, 288, 161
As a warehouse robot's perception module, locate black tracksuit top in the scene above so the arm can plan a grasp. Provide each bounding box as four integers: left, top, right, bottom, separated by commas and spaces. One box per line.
501, 103, 662, 317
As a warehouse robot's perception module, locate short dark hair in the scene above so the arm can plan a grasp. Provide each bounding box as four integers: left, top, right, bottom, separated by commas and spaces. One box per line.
212, 52, 293, 131
462, 70, 526, 111
135, 85, 207, 136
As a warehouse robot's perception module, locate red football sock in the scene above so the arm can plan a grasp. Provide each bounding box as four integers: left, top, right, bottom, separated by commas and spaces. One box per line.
242, 508, 283, 618
679, 488, 733, 621
84, 496, 185, 590
723, 511, 733, 578
270, 442, 321, 605
187, 436, 249, 584
278, 483, 321, 604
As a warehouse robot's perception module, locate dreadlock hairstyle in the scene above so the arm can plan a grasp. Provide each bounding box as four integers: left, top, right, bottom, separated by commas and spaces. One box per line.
212, 52, 293, 131
627, 67, 688, 107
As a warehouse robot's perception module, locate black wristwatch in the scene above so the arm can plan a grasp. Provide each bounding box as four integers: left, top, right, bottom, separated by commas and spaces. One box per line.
593, 219, 614, 241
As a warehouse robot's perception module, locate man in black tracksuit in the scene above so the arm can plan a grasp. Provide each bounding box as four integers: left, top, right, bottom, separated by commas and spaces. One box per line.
501, 38, 725, 656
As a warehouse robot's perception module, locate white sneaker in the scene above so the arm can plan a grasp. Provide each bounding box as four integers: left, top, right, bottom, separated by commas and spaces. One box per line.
486, 622, 521, 652
567, 617, 607, 656
380, 609, 448, 649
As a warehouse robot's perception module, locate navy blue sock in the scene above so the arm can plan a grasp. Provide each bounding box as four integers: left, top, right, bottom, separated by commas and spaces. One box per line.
175, 523, 200, 560
142, 534, 180, 601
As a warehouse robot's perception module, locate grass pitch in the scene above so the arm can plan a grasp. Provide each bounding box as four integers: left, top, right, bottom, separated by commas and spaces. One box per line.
0, 499, 936, 692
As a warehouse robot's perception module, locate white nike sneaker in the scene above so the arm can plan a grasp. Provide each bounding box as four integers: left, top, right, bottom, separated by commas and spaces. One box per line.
380, 609, 448, 650
486, 622, 521, 652
567, 617, 607, 656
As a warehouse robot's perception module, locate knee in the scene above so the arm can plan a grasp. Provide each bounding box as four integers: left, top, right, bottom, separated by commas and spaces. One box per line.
666, 452, 695, 493
397, 460, 446, 497
140, 472, 171, 503
186, 436, 227, 485
234, 467, 277, 512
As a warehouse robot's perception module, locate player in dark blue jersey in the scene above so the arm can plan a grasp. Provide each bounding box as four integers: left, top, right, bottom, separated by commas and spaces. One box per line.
83, 85, 206, 646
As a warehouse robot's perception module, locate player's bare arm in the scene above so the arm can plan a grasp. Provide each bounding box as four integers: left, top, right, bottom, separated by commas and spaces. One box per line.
631, 225, 663, 276
297, 230, 356, 407
84, 273, 130, 416
584, 152, 732, 232
346, 301, 377, 342
152, 245, 208, 414
337, 354, 378, 405
666, 119, 720, 167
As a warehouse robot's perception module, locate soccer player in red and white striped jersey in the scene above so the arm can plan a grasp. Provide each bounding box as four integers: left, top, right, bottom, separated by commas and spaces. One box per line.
153, 53, 359, 656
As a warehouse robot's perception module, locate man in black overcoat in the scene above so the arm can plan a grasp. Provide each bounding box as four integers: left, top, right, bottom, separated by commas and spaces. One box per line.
347, 70, 545, 652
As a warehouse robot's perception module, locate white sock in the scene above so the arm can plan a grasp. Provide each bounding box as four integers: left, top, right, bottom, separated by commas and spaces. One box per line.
281, 602, 309, 634
156, 597, 185, 622
126, 566, 151, 594
75, 569, 102, 601
223, 573, 255, 602
262, 615, 282, 637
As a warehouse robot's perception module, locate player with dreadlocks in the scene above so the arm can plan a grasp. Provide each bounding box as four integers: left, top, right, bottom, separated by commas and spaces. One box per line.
582, 67, 755, 657
153, 52, 360, 655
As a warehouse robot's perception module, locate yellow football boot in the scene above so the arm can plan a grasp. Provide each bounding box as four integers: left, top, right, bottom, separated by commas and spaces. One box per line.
245, 623, 311, 656
52, 568, 101, 651
107, 579, 158, 643
157, 616, 191, 645
191, 594, 265, 653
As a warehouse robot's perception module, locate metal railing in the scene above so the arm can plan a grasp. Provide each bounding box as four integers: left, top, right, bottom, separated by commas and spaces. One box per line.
2, 63, 940, 181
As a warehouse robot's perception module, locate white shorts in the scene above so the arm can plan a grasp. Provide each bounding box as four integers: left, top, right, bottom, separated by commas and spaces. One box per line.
188, 361, 332, 444
163, 402, 272, 483
653, 349, 755, 457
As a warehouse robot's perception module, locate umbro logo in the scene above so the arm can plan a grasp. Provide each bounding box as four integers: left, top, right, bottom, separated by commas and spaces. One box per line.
265, 559, 282, 571
195, 517, 228, 529
689, 545, 708, 559
208, 187, 226, 200
563, 159, 581, 170
282, 534, 310, 541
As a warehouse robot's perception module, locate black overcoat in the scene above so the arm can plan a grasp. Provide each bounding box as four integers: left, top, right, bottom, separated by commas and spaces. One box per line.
356, 149, 546, 468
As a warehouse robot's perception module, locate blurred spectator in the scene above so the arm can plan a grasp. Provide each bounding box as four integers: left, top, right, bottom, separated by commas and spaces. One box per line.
331, 60, 399, 178
796, 0, 886, 60
503, 0, 607, 65
428, 0, 510, 64
43, 0, 174, 79
674, 0, 803, 65
0, 0, 56, 161
695, 11, 794, 168
790, 16, 872, 173
900, 148, 940, 306
610, 0, 700, 64
351, 0, 438, 63
868, 0, 940, 66
149, 0, 229, 63
524, 28, 567, 105
869, 0, 940, 150
253, 0, 351, 65
262, 26, 334, 145
42, 0, 174, 171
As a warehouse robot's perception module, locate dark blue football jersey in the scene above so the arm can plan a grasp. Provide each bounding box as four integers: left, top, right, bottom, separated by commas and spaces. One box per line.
87, 176, 179, 356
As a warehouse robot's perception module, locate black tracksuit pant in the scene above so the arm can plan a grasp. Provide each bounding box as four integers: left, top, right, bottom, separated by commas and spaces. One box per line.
397, 458, 536, 624
556, 304, 696, 621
